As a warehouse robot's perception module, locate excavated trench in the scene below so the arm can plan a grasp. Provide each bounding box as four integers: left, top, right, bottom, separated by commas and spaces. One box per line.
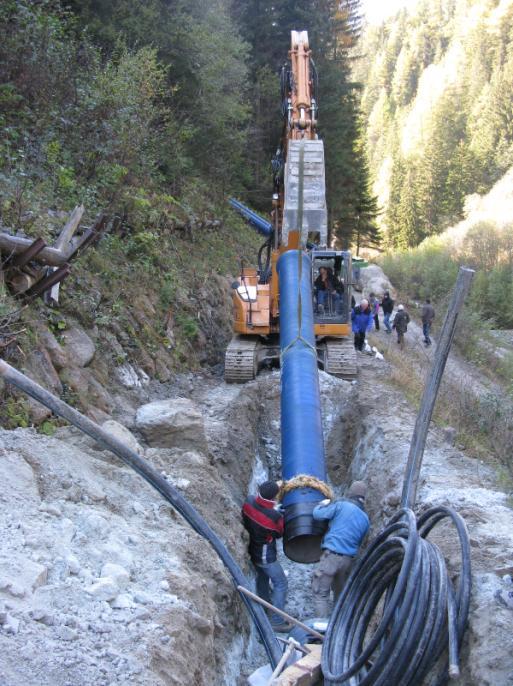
2, 351, 513, 685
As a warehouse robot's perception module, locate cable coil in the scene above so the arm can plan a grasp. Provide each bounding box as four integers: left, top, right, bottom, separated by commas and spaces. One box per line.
322, 507, 471, 686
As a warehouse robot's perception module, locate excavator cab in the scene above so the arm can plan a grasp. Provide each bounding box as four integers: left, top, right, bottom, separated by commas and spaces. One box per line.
312, 250, 352, 324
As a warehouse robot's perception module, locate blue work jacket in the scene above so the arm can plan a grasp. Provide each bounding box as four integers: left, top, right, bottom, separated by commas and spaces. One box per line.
313, 499, 369, 556
351, 306, 374, 334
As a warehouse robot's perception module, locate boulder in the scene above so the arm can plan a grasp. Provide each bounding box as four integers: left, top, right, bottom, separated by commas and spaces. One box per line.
360, 265, 395, 299
135, 398, 207, 451
86, 577, 119, 602
61, 326, 96, 367
23, 347, 62, 395
35, 325, 68, 370
99, 420, 144, 456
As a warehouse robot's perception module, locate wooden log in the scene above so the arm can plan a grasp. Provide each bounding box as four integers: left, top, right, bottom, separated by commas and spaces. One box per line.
9, 272, 39, 294
54, 204, 84, 251
0, 233, 68, 267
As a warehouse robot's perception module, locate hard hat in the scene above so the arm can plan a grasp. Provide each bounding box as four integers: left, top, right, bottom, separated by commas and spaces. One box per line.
398, 304, 404, 311
347, 481, 367, 499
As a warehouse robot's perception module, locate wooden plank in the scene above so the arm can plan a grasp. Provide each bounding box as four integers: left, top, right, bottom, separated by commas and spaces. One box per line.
275, 644, 322, 686
54, 204, 84, 251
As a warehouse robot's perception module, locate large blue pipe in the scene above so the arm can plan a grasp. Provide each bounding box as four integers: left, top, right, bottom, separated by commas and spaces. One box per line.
229, 198, 273, 237
277, 250, 327, 563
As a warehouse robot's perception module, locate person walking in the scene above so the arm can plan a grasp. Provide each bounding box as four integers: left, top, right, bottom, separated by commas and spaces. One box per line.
421, 298, 435, 347
368, 292, 380, 331
393, 304, 410, 350
311, 481, 370, 618
242, 481, 291, 632
351, 299, 374, 351
381, 290, 394, 334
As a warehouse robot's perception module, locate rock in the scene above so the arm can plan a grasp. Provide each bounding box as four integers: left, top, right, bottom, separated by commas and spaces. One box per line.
1, 613, 20, 635
135, 398, 207, 451
111, 594, 134, 609
115, 364, 149, 389
86, 578, 119, 602
359, 264, 395, 298
100, 563, 130, 590
131, 501, 145, 515
99, 420, 144, 456
61, 326, 96, 367
58, 625, 78, 641
60, 367, 114, 414
66, 554, 80, 575
39, 501, 62, 517
23, 347, 63, 395
0, 559, 47, 595
131, 608, 150, 621
29, 608, 55, 626
34, 325, 68, 370
133, 591, 151, 605
159, 580, 170, 591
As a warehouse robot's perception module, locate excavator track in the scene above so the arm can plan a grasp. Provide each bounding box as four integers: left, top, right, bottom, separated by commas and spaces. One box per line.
323, 337, 357, 380
224, 335, 259, 383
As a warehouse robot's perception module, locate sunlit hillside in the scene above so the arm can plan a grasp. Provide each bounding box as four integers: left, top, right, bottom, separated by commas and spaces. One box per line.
357, 0, 513, 248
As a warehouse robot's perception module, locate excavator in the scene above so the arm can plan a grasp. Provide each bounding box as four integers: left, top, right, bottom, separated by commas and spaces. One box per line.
225, 30, 357, 384
224, 31, 360, 564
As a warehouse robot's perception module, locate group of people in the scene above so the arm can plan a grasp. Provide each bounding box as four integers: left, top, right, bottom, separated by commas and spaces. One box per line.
242, 479, 369, 631
351, 291, 435, 350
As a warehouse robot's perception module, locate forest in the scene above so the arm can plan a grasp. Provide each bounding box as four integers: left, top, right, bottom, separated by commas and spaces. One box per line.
0, 0, 378, 251
357, 0, 513, 328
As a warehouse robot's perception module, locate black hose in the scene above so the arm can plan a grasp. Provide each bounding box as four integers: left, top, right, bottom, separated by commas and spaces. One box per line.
0, 360, 283, 668
322, 507, 471, 685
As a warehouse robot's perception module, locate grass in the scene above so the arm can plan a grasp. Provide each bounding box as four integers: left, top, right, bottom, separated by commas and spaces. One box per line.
371, 329, 513, 471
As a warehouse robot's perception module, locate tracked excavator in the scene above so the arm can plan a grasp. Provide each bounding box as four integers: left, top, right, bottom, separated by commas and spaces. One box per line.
225, 31, 360, 564
225, 30, 357, 384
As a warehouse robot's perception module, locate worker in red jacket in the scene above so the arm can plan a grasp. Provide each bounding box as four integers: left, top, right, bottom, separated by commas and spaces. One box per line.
242, 481, 291, 632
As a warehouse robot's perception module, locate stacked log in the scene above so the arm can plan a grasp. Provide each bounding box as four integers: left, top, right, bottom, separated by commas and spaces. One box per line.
0, 206, 108, 303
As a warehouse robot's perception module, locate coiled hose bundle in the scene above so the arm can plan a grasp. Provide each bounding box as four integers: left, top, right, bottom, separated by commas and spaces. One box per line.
322, 507, 471, 686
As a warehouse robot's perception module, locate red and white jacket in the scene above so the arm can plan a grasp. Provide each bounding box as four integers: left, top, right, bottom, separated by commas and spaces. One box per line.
242, 494, 284, 564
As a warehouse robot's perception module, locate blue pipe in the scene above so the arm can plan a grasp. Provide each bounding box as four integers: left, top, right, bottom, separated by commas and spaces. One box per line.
277, 250, 327, 563
229, 198, 273, 237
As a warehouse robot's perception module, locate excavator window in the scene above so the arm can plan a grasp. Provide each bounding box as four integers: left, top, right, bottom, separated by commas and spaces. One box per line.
312, 255, 349, 323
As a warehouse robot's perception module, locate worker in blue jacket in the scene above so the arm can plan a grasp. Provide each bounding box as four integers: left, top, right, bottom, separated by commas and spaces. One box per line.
351, 299, 374, 351
311, 481, 369, 618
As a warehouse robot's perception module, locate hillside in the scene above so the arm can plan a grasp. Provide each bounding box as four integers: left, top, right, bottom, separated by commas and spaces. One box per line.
357, 0, 513, 247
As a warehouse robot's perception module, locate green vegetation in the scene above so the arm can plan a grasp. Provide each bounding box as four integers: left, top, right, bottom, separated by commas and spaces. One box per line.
357, 0, 513, 247
381, 218, 513, 330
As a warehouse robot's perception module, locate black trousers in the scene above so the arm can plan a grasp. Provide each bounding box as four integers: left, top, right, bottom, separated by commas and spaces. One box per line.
354, 331, 365, 351
374, 313, 379, 330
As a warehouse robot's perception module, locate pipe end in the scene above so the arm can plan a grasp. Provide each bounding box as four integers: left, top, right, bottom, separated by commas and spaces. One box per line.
283, 501, 327, 563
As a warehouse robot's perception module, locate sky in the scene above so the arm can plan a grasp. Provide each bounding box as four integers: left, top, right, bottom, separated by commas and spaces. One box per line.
361, 0, 418, 24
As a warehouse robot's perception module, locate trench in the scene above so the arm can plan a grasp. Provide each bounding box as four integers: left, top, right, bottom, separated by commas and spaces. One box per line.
220, 369, 377, 684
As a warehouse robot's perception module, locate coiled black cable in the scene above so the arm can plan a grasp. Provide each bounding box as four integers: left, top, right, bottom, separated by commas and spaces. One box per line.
322, 507, 471, 686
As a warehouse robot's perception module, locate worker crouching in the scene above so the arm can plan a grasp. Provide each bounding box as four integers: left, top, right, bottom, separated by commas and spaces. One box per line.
311, 481, 369, 618
242, 481, 291, 632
